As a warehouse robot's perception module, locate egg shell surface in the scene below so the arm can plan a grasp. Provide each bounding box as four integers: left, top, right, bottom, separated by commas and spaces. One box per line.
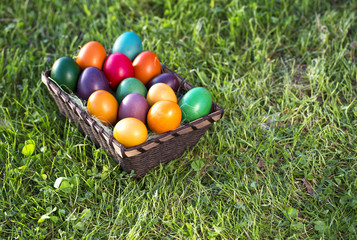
113, 118, 148, 148
147, 101, 182, 134
146, 83, 177, 107
178, 87, 212, 123
51, 56, 81, 93
77, 67, 111, 101
76, 41, 107, 70
87, 90, 118, 126
132, 51, 161, 85
118, 93, 149, 124
146, 73, 180, 92
103, 53, 135, 90
115, 77, 147, 104
112, 32, 143, 61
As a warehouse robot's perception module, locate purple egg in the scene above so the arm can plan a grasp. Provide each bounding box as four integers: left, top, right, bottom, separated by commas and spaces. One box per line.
118, 93, 149, 124
146, 73, 180, 92
77, 67, 111, 100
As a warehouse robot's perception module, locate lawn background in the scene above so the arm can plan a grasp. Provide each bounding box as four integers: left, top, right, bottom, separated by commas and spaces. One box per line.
1, 0, 357, 239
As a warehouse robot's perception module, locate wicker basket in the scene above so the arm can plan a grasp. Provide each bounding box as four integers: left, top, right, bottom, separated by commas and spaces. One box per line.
41, 64, 224, 177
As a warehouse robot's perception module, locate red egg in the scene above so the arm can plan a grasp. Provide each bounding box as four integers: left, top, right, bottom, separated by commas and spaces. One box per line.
103, 53, 135, 90
132, 51, 161, 85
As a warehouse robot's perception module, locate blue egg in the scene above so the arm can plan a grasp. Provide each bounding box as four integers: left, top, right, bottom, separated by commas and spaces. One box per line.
112, 32, 143, 61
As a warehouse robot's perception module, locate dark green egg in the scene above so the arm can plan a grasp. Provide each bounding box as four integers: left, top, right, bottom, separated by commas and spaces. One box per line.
179, 87, 212, 123
50, 56, 81, 92
115, 77, 147, 104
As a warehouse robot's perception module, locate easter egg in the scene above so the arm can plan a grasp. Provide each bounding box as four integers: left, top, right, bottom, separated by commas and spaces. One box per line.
132, 51, 161, 85
87, 90, 118, 126
147, 101, 182, 134
118, 93, 149, 124
179, 87, 212, 123
51, 56, 81, 92
76, 41, 107, 70
115, 78, 147, 104
146, 73, 180, 92
112, 32, 143, 61
113, 118, 147, 148
77, 67, 111, 101
103, 53, 135, 90
146, 83, 177, 107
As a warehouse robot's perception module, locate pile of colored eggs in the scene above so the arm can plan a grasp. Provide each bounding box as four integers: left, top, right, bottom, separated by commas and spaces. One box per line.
50, 32, 212, 148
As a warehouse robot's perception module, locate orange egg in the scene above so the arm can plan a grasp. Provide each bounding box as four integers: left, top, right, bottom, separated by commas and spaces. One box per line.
76, 41, 107, 70
113, 118, 147, 148
147, 101, 182, 134
87, 90, 118, 126
132, 51, 161, 85
146, 83, 177, 107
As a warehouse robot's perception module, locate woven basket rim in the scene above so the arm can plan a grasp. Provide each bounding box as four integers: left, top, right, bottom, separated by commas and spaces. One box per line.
41, 64, 224, 158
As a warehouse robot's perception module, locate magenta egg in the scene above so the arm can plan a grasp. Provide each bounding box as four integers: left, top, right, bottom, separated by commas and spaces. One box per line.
146, 73, 180, 92
76, 67, 111, 100
103, 53, 135, 90
118, 93, 149, 124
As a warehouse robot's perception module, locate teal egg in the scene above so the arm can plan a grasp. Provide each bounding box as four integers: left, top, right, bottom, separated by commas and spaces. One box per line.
179, 87, 212, 123
112, 32, 143, 61
115, 77, 148, 104
51, 57, 81, 92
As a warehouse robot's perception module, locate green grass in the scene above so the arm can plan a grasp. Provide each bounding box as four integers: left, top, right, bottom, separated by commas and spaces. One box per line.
1, 0, 357, 239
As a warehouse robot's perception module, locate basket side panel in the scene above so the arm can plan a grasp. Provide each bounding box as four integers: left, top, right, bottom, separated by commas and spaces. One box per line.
42, 73, 119, 159
124, 125, 210, 177
47, 90, 69, 117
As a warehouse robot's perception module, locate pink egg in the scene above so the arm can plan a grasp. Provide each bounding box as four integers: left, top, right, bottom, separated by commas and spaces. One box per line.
103, 53, 135, 90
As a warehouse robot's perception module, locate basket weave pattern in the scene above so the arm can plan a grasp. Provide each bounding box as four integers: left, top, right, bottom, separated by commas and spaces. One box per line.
41, 64, 224, 177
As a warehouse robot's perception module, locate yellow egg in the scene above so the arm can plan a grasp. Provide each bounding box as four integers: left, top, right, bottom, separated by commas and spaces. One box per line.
113, 118, 147, 148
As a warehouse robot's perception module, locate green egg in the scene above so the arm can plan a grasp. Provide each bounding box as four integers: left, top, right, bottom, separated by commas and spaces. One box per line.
115, 77, 147, 104
179, 87, 212, 123
50, 56, 81, 92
